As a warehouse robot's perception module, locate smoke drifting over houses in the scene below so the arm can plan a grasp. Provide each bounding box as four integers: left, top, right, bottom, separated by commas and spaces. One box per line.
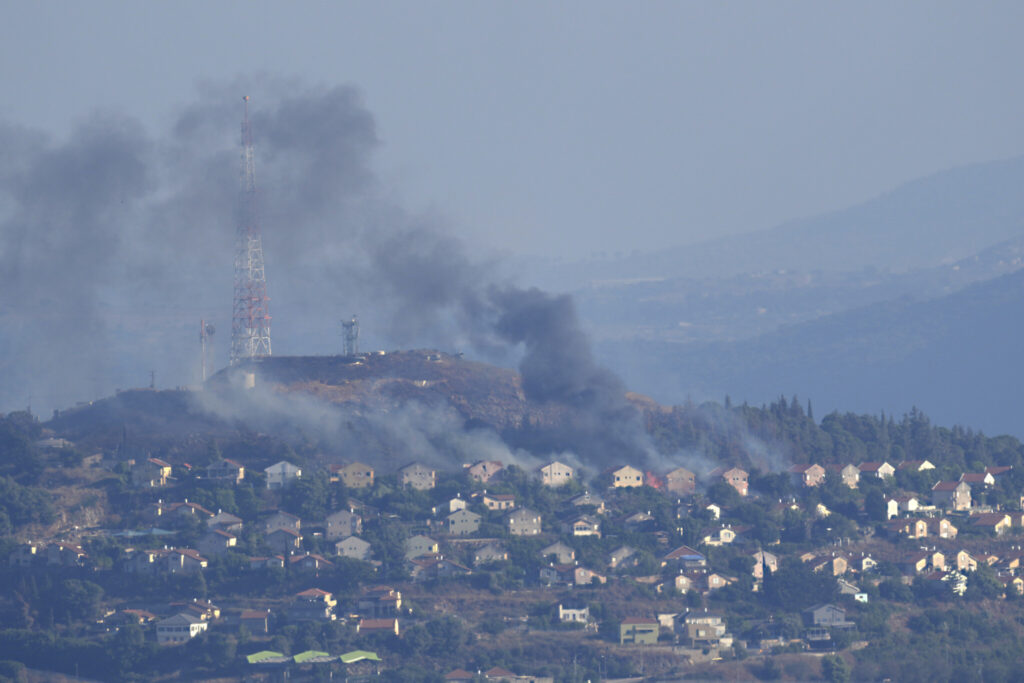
0, 79, 658, 469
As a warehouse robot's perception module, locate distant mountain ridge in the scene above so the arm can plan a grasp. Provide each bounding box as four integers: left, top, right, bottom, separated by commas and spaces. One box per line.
532, 154, 1024, 289
598, 268, 1024, 438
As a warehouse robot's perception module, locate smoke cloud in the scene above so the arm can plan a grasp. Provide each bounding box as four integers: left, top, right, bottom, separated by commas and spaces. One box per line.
0, 78, 657, 470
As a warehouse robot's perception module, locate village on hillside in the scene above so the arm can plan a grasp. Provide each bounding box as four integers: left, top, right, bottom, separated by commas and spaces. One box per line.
7, 415, 1024, 680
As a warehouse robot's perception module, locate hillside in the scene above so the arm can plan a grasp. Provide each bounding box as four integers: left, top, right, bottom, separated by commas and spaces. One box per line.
600, 268, 1024, 437
47, 350, 582, 463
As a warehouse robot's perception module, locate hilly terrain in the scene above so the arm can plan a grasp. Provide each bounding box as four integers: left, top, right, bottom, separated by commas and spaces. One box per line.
598, 268, 1024, 438
533, 153, 1024, 289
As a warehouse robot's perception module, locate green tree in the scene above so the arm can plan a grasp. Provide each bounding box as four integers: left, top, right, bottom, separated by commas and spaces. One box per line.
822, 654, 850, 683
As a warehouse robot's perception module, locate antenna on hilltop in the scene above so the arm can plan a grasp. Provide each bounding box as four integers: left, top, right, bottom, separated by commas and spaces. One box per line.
342, 315, 359, 356
200, 320, 216, 382
230, 95, 272, 364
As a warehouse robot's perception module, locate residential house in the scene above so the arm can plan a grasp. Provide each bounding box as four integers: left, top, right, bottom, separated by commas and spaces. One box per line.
206, 459, 245, 483
971, 512, 1013, 535
986, 465, 1014, 480
826, 463, 860, 488
802, 604, 854, 629
405, 535, 439, 560
662, 545, 707, 568
620, 618, 659, 644
954, 550, 978, 572
539, 461, 574, 487
409, 556, 472, 582
960, 471, 996, 489
357, 586, 402, 617
932, 481, 972, 510
473, 544, 508, 566
712, 467, 749, 496
264, 461, 302, 489
326, 509, 362, 541
439, 496, 467, 515
1002, 575, 1024, 596
572, 566, 606, 586
898, 460, 936, 472
928, 517, 959, 539
541, 541, 575, 565
789, 463, 826, 488
900, 551, 944, 574
447, 509, 482, 536
702, 525, 737, 547
337, 462, 375, 489
45, 543, 90, 568
8, 543, 39, 569
335, 536, 372, 561
684, 612, 731, 649
153, 500, 215, 527
482, 493, 516, 511
859, 461, 895, 479
665, 467, 696, 495
882, 518, 929, 540
398, 462, 436, 490
132, 457, 172, 488
357, 618, 399, 636
289, 588, 336, 622
266, 528, 302, 554
125, 548, 204, 575
569, 515, 601, 538
624, 511, 654, 526
558, 604, 590, 624
838, 463, 861, 488
240, 609, 270, 634
290, 553, 334, 571
507, 508, 542, 536
170, 599, 220, 621
808, 554, 848, 577
610, 465, 644, 488
466, 460, 504, 483
156, 613, 208, 645
893, 494, 921, 515
569, 491, 606, 514
197, 530, 237, 557
207, 511, 243, 534
608, 546, 637, 570
883, 497, 900, 520
263, 510, 301, 534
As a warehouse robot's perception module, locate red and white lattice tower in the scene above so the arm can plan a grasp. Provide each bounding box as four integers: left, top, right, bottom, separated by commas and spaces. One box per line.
230, 96, 272, 364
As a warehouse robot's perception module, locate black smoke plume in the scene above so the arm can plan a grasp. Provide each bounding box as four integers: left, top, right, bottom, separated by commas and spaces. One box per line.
0, 79, 654, 468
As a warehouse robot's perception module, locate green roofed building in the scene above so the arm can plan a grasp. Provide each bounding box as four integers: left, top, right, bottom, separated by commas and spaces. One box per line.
340, 650, 382, 664
293, 650, 334, 664
246, 650, 288, 664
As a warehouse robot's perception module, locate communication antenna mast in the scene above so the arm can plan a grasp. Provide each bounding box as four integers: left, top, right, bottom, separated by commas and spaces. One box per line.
200, 320, 216, 382
341, 315, 359, 356
230, 95, 272, 364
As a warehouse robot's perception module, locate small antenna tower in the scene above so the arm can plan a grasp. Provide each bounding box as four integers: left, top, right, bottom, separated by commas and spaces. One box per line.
342, 315, 359, 356
200, 320, 216, 382
230, 95, 272, 364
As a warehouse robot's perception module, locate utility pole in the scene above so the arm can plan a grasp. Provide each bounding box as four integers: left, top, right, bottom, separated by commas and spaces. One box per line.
199, 320, 215, 382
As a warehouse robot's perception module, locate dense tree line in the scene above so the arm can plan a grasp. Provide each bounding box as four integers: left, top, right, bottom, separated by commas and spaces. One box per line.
647, 398, 1024, 473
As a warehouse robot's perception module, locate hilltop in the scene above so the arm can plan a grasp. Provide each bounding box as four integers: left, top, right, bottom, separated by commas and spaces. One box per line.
47, 350, 586, 461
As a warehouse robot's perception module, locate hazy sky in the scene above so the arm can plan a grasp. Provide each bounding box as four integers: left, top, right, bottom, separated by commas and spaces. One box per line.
4, 1, 1024, 261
